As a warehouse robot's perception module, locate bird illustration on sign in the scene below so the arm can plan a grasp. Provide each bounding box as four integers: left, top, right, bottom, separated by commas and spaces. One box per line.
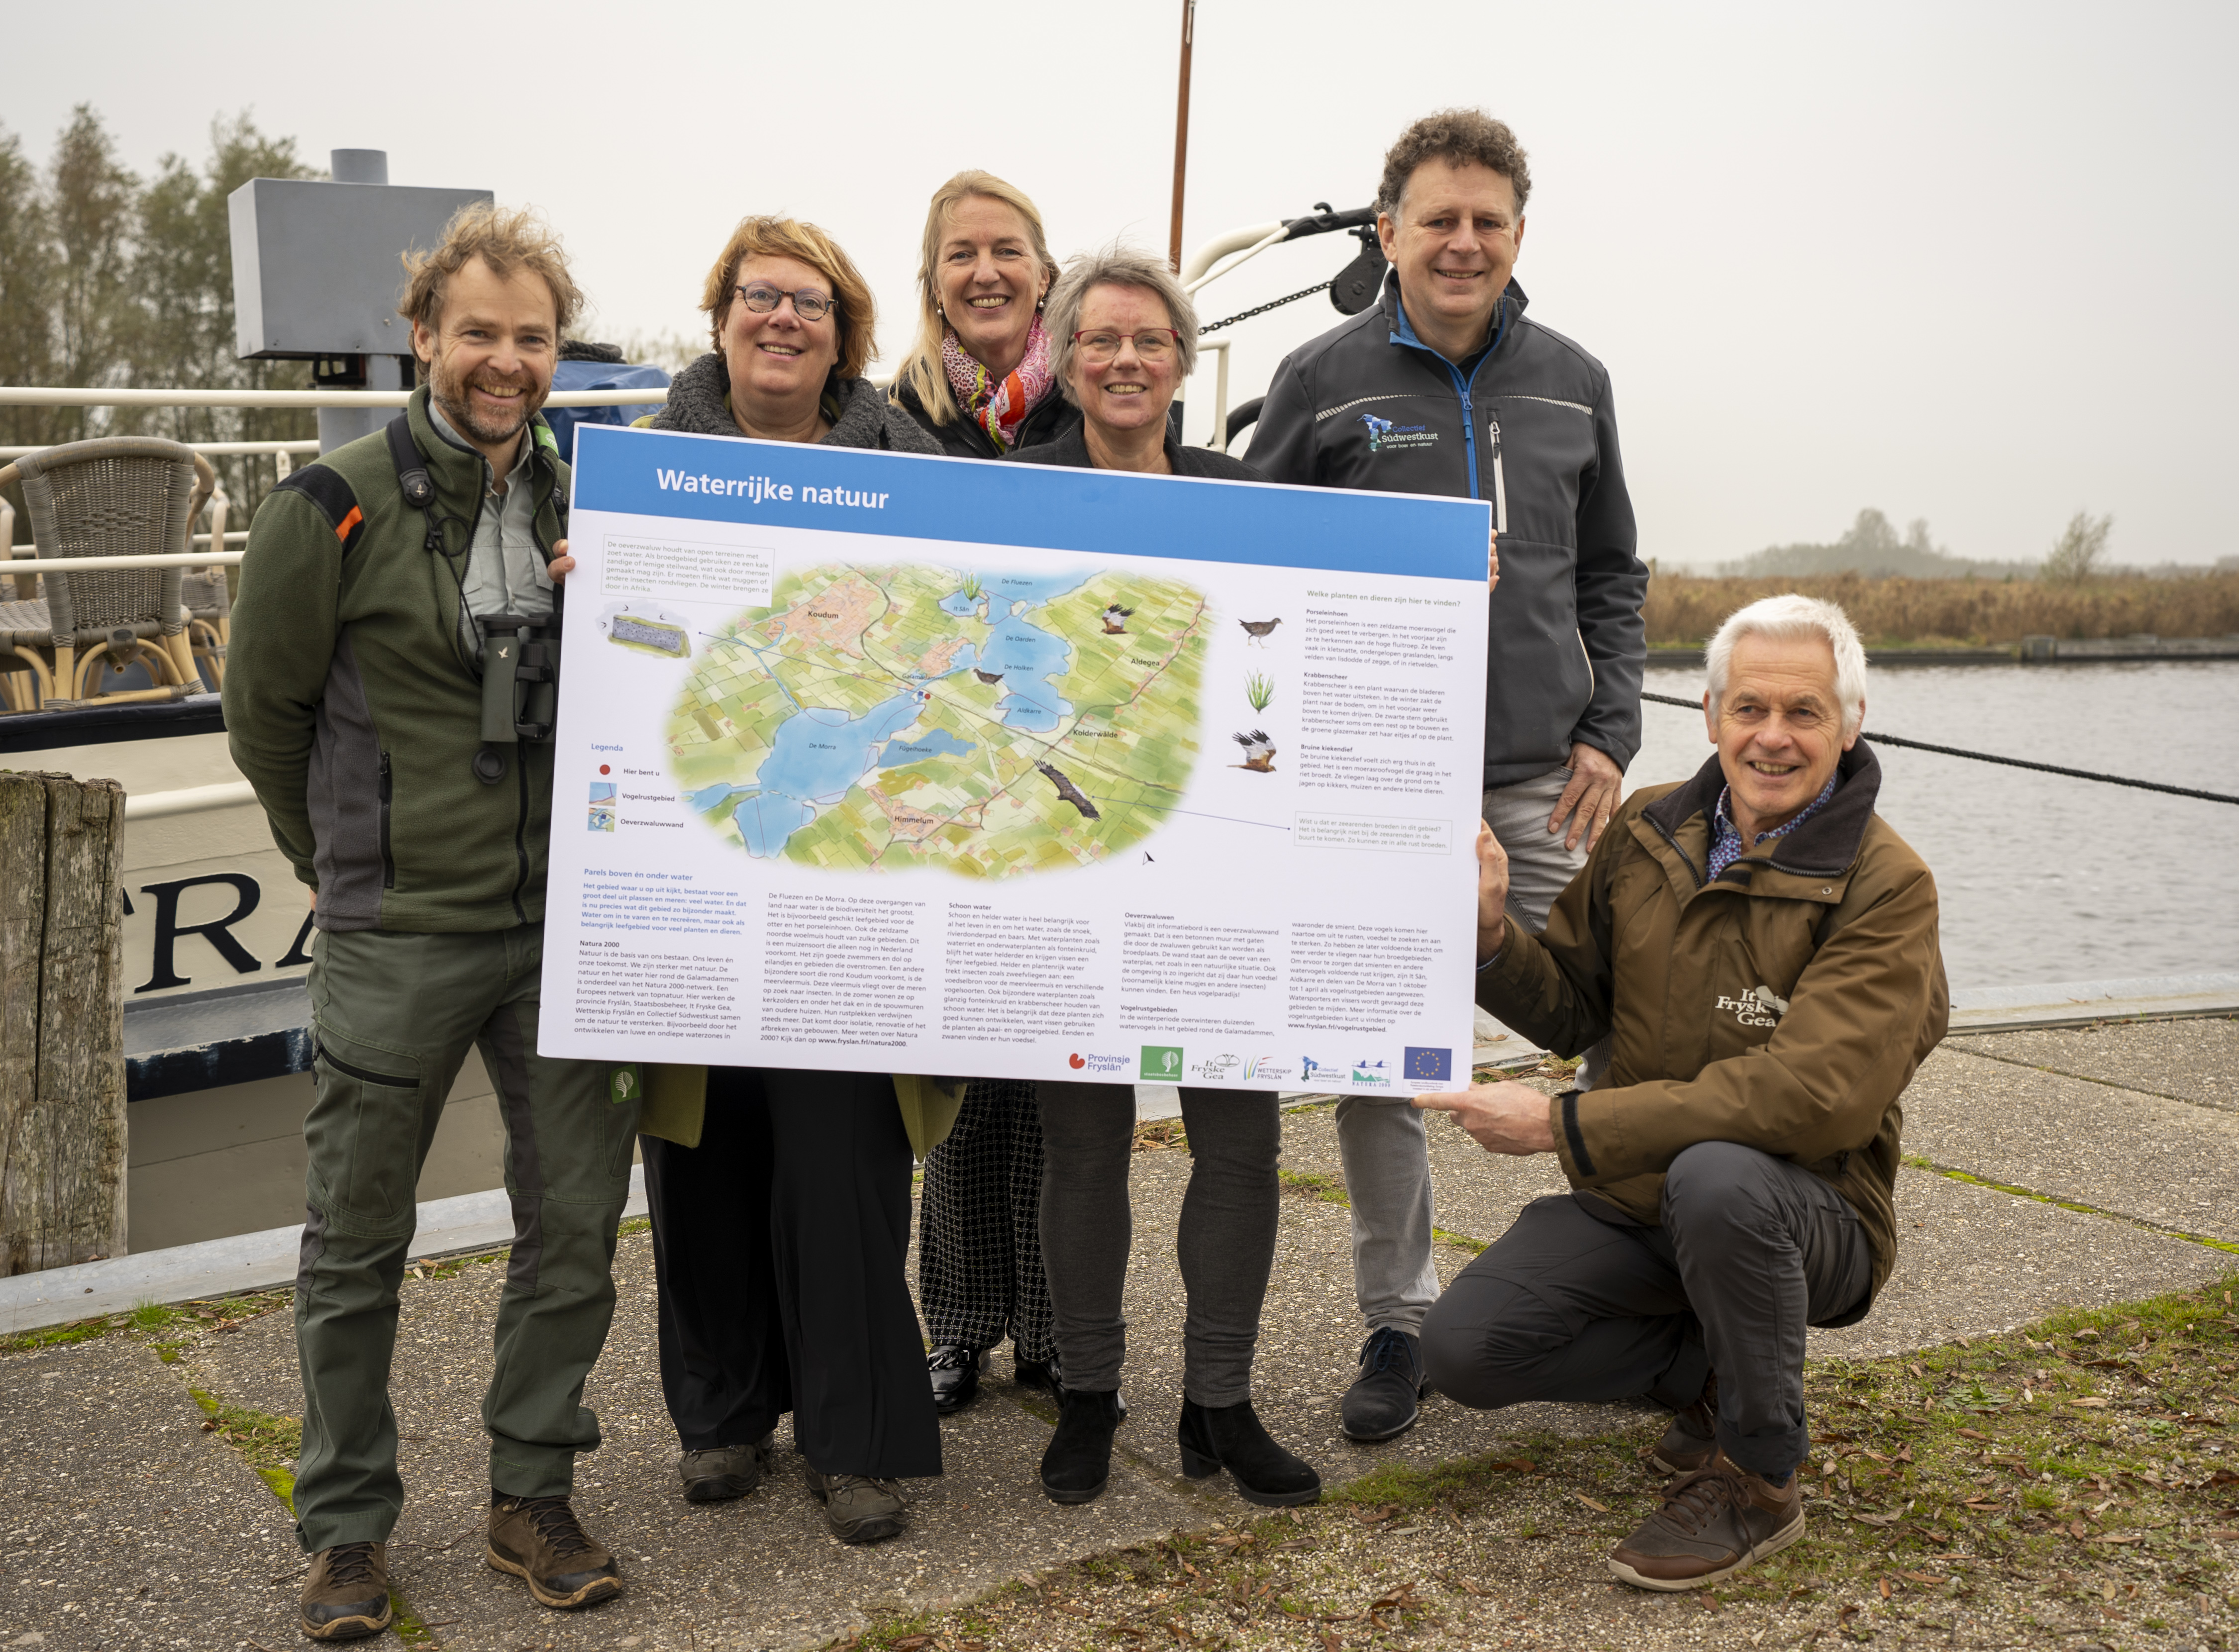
1232, 730, 1276, 773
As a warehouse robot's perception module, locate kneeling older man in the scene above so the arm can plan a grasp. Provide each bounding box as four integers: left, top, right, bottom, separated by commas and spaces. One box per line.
1415, 593, 1946, 1591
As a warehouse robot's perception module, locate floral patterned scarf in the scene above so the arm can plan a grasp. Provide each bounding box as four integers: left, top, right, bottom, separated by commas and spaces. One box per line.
941, 312, 1055, 453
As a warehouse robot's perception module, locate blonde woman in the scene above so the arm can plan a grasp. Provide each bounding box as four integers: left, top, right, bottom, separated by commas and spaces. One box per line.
890, 171, 1080, 459
890, 173, 1079, 1421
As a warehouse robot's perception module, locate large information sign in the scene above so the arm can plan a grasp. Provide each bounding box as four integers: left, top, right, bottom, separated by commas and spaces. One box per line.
541, 422, 1490, 1094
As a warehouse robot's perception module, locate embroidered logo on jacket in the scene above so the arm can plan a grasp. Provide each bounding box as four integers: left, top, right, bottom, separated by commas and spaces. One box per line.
1716, 985, 1790, 1029
1357, 412, 1435, 453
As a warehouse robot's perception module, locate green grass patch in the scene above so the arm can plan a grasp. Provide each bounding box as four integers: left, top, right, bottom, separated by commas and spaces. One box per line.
187, 1385, 303, 1513
819, 1271, 2239, 1650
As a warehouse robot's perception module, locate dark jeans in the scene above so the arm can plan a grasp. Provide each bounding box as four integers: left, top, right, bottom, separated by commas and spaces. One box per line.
1421, 1141, 1872, 1476
1035, 1082, 1280, 1406
640, 1066, 940, 1480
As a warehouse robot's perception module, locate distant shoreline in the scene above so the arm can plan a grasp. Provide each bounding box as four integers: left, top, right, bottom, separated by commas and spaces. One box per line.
1642, 570, 2239, 651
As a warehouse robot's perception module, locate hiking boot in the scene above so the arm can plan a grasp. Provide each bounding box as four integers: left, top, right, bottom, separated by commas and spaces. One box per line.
1040, 1388, 1124, 1505
1178, 1397, 1322, 1507
928, 1343, 987, 1414
807, 1468, 909, 1543
1340, 1327, 1427, 1442
1608, 1451, 1804, 1591
1649, 1369, 1719, 1474
298, 1541, 391, 1641
486, 1492, 623, 1609
679, 1433, 774, 1503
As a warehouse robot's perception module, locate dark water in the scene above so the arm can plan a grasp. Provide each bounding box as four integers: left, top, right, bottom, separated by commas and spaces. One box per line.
1630, 660, 2239, 989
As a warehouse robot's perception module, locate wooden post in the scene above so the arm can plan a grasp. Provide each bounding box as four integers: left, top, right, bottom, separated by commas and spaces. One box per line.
0, 770, 127, 1273
1169, 0, 1196, 270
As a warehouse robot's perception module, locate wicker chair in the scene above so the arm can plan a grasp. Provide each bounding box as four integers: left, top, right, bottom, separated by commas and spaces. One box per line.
180, 484, 232, 687
0, 437, 213, 709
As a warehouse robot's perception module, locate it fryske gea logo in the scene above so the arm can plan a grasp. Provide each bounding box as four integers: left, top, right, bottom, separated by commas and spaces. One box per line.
1068, 1052, 1131, 1075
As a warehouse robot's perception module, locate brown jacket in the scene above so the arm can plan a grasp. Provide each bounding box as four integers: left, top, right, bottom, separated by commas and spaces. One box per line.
1476, 743, 1947, 1321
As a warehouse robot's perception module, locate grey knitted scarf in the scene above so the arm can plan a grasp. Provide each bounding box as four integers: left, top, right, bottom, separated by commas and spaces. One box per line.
651, 352, 939, 454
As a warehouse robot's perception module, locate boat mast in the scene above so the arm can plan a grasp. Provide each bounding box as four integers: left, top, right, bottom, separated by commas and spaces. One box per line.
1169, 0, 1196, 270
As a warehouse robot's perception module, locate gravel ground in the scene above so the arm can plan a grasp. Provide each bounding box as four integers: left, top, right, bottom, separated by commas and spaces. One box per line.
1944, 1016, 2238, 1114
3, 1018, 2233, 1651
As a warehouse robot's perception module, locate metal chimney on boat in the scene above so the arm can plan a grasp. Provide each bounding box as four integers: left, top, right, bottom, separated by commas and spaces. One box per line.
227, 149, 492, 452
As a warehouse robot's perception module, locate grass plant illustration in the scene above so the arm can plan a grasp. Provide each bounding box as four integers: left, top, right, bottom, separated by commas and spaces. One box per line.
1244, 670, 1275, 712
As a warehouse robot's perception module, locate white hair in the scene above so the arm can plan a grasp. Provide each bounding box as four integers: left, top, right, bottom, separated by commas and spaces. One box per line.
1704, 594, 1868, 738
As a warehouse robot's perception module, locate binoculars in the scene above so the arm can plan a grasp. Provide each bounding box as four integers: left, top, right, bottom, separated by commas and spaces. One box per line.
472, 614, 562, 785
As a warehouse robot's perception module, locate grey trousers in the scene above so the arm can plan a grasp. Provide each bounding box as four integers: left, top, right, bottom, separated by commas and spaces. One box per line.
1035, 1082, 1280, 1406
1419, 1142, 1873, 1476
1333, 766, 1588, 1337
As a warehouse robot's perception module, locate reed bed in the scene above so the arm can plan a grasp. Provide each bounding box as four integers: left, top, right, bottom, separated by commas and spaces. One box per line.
1643, 570, 2239, 647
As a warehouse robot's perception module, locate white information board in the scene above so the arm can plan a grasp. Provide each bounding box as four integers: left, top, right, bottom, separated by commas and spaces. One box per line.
540, 422, 1491, 1094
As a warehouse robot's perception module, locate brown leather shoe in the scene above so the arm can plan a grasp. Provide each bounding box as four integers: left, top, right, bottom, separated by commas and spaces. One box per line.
1648, 1369, 1719, 1474
486, 1493, 623, 1609
298, 1541, 392, 1641
1609, 1450, 1803, 1591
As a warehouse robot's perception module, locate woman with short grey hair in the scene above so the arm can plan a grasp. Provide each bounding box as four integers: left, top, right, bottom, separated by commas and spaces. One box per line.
1010, 245, 1230, 479
1005, 249, 1319, 1513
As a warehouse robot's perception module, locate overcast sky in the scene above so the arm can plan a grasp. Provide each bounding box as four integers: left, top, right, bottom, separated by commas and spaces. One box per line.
12, 0, 2236, 569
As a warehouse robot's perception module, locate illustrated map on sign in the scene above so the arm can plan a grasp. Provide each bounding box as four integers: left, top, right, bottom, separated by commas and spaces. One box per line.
669, 564, 1207, 875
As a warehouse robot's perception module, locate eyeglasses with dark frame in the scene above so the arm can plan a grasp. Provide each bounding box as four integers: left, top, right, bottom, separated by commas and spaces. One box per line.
1070, 328, 1181, 365
733, 283, 836, 322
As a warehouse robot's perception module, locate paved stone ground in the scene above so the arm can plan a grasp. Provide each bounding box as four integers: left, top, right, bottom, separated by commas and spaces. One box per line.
0, 1019, 2232, 1651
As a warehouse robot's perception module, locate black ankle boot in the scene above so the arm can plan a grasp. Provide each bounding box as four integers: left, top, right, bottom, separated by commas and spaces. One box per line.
1177, 1397, 1322, 1507
1040, 1389, 1123, 1505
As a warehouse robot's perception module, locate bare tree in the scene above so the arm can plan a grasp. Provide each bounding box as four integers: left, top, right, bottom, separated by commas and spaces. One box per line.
2041, 510, 2113, 584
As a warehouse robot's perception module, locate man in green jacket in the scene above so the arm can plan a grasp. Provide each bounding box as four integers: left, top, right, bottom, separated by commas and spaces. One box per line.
1411, 594, 1946, 1594
224, 202, 636, 1640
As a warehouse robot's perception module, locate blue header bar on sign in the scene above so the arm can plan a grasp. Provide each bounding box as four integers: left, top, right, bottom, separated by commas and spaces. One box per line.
570, 423, 1487, 581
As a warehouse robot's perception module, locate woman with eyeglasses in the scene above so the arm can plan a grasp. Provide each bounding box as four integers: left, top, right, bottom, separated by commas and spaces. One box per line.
1002, 245, 1321, 1512
635, 216, 942, 1549
646, 214, 941, 452
882, 173, 1078, 1425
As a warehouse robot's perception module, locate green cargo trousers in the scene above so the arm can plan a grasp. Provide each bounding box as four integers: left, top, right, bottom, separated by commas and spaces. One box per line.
291, 922, 640, 1554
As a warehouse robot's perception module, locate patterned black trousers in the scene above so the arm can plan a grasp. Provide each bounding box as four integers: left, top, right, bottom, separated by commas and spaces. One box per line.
916, 1078, 1055, 1361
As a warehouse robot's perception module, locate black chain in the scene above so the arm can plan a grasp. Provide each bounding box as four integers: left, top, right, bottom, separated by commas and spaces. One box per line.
1200, 282, 1332, 335
1640, 690, 2239, 806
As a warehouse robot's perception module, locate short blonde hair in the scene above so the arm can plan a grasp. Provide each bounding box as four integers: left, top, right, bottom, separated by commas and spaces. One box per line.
400, 201, 583, 343
700, 215, 877, 383
1705, 594, 1868, 737
892, 172, 1059, 427
1043, 244, 1199, 403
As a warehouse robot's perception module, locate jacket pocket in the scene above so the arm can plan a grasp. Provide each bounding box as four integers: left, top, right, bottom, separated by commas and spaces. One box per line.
378, 750, 395, 890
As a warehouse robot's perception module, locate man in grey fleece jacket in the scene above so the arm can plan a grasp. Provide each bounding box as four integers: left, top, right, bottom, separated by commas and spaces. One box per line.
1247, 109, 1649, 1444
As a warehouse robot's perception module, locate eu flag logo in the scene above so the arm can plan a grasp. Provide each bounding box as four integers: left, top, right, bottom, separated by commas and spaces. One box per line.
1404, 1047, 1452, 1082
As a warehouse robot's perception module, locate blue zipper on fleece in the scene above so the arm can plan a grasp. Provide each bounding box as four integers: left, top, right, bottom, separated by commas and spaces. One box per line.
1390, 293, 1508, 504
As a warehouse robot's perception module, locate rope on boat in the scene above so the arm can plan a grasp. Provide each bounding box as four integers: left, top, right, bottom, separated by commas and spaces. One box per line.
1640, 690, 2239, 805
1200, 281, 1332, 334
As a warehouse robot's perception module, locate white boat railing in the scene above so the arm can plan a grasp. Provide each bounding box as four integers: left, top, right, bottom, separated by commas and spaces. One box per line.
0, 387, 668, 410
